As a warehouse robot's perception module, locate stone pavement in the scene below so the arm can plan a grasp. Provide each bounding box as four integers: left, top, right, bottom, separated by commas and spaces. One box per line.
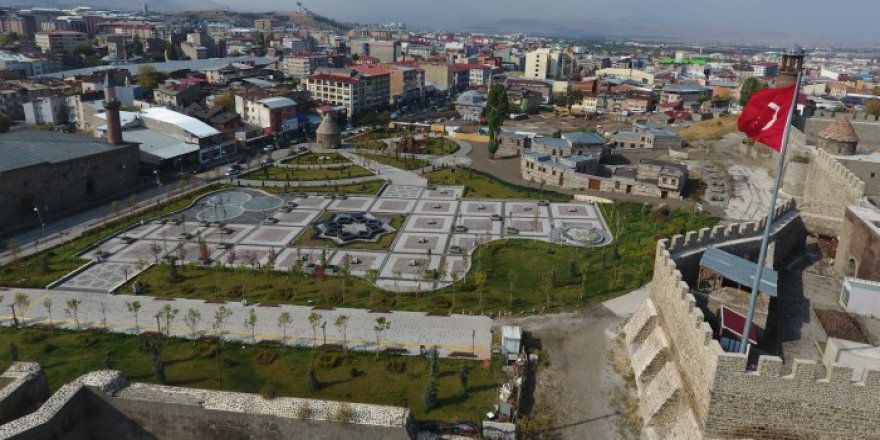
1, 288, 493, 360
53, 187, 613, 294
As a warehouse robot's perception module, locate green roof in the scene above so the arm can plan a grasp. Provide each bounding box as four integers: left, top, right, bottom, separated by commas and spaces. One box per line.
659, 58, 706, 65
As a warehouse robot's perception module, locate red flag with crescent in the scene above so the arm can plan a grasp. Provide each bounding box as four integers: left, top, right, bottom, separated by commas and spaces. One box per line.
737, 85, 796, 152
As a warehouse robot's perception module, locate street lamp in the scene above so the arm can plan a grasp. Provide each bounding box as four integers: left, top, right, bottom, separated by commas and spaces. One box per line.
33, 203, 45, 238
321, 321, 327, 346
153, 168, 162, 187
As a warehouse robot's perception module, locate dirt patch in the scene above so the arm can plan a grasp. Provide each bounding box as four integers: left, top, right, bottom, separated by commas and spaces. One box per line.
815, 309, 870, 344
496, 305, 638, 439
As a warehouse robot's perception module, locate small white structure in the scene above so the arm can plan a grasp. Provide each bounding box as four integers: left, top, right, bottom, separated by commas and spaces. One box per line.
823, 337, 880, 381
840, 277, 880, 318
501, 325, 522, 363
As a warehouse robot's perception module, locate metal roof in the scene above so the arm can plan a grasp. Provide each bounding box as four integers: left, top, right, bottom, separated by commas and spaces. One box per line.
258, 96, 297, 108
139, 107, 220, 138
40, 56, 276, 79
0, 129, 129, 174
700, 247, 778, 297
561, 131, 604, 145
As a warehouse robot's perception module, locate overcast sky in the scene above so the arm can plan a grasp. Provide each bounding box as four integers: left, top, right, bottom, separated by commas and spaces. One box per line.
218, 0, 879, 41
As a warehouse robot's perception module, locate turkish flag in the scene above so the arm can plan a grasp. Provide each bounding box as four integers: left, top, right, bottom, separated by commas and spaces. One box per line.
737, 85, 796, 152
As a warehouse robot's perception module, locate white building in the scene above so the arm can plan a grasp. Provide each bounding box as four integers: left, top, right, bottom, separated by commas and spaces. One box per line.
524, 48, 562, 80
23, 95, 68, 126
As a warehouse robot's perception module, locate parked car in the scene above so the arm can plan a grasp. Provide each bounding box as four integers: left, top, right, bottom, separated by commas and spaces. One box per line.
263, 144, 277, 152
262, 157, 275, 166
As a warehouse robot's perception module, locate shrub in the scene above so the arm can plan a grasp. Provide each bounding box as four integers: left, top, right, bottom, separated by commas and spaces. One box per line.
349, 367, 359, 378
76, 334, 96, 347
259, 381, 276, 400
386, 359, 406, 373
22, 331, 47, 344
296, 404, 312, 419
317, 352, 340, 368
42, 343, 58, 354
332, 404, 354, 423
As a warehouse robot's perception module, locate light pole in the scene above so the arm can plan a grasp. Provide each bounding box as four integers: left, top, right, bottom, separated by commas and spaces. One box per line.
32, 203, 45, 238
321, 321, 327, 346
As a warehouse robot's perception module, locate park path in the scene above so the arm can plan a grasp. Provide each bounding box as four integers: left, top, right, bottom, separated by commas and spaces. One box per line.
0, 288, 492, 360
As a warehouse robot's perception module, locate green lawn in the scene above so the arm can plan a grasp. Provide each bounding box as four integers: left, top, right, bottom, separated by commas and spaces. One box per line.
426, 168, 571, 201
241, 165, 374, 182
354, 140, 388, 151
425, 138, 459, 155
119, 202, 717, 315
292, 213, 406, 250
281, 153, 349, 165
356, 153, 430, 170
258, 181, 385, 196
0, 184, 223, 289
0, 327, 498, 424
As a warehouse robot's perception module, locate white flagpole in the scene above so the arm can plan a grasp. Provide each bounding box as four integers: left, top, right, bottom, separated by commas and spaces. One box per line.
739, 71, 803, 355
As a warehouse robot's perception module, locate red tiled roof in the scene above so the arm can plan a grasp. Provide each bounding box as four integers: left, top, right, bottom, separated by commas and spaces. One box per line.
352, 65, 391, 76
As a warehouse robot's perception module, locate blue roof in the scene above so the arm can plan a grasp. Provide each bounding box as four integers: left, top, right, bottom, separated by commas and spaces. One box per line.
700, 247, 778, 297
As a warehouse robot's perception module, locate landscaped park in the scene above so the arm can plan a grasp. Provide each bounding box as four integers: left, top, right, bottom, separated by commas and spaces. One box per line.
0, 136, 717, 424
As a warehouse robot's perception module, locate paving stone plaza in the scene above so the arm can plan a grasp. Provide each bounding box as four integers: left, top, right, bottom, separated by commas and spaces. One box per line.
55, 186, 612, 294
26, 185, 611, 359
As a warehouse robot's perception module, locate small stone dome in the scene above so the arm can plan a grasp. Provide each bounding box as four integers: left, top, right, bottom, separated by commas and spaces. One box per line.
817, 116, 858, 155
316, 113, 341, 149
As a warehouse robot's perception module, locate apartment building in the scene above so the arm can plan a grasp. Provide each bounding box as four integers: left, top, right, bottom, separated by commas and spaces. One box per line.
305, 67, 390, 117
386, 65, 424, 104
35, 30, 88, 54
524, 48, 562, 80
234, 93, 298, 135
283, 52, 331, 78
368, 40, 401, 63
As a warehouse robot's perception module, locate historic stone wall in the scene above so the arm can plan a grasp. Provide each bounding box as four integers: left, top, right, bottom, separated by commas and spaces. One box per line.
0, 363, 48, 425
705, 355, 880, 439
624, 204, 880, 439
0, 369, 416, 440
798, 146, 865, 235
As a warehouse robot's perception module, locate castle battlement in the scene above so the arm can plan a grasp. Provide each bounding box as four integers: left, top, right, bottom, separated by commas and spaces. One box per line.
812, 146, 866, 194
664, 198, 797, 255
625, 211, 880, 439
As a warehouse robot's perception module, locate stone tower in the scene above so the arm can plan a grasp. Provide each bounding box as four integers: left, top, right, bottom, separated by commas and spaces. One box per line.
103, 71, 123, 145
778, 44, 810, 196
817, 116, 859, 155
316, 112, 341, 149
778, 44, 804, 89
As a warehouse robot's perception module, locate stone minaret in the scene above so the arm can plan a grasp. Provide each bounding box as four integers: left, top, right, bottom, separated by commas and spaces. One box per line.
777, 44, 804, 89
777, 44, 809, 197
103, 71, 123, 145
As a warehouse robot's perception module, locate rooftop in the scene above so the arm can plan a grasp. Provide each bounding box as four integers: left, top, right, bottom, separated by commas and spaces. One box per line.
561, 131, 604, 145
0, 129, 128, 174
819, 116, 859, 143
258, 96, 297, 109
139, 107, 220, 138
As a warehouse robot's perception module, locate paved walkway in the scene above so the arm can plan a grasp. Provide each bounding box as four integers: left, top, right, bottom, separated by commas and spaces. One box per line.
1, 288, 493, 359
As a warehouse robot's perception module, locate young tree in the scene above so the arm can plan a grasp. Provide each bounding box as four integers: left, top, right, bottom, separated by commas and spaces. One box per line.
126, 301, 142, 339
277, 311, 292, 344
212, 306, 233, 344
739, 77, 765, 106
288, 260, 304, 303
308, 312, 322, 348
373, 316, 390, 359
154, 356, 167, 384
159, 304, 179, 336
473, 270, 487, 311
64, 298, 82, 330
245, 309, 258, 343
214, 92, 235, 111
334, 315, 349, 352
132, 35, 144, 56
365, 269, 380, 305
8, 342, 18, 362
42, 298, 54, 332
149, 242, 163, 265
450, 270, 460, 310
13, 292, 30, 325
184, 308, 202, 340
136, 64, 159, 91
